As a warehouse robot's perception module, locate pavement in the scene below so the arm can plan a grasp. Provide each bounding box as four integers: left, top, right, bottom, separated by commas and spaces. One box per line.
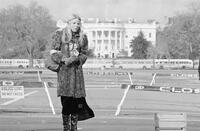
1, 69, 200, 131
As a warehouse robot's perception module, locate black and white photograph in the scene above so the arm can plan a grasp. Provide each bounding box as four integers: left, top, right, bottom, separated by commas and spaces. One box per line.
0, 0, 200, 131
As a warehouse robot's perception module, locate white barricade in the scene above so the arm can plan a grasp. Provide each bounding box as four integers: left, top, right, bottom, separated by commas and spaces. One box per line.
154, 112, 187, 131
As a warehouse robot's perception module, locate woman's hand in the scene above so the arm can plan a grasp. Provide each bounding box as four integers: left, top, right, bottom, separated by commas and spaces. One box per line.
62, 56, 79, 66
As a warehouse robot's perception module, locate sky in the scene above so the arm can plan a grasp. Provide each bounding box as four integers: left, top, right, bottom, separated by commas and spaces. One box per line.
0, 0, 198, 23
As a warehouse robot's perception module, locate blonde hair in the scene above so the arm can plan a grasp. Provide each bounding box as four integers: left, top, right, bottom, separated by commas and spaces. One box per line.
66, 14, 81, 23
61, 27, 84, 44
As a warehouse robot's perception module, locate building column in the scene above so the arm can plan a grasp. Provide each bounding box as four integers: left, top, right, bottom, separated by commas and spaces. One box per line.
108, 30, 111, 58
115, 30, 117, 50
95, 30, 98, 57
94, 30, 97, 49
119, 31, 122, 50
114, 30, 118, 58
101, 29, 103, 58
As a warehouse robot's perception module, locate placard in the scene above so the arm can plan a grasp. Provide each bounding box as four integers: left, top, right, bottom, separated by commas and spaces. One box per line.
0, 86, 24, 98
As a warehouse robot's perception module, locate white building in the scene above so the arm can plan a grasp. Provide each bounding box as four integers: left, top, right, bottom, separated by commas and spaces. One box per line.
82, 18, 156, 58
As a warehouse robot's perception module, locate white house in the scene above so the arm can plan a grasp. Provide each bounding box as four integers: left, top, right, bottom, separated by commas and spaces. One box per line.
82, 18, 157, 58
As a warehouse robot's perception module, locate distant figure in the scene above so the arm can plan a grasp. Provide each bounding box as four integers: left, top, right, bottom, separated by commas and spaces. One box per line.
50, 14, 94, 131
198, 58, 200, 80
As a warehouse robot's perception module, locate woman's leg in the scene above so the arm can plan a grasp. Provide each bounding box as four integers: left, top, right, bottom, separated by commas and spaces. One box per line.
61, 97, 72, 131
71, 114, 78, 131
62, 114, 71, 131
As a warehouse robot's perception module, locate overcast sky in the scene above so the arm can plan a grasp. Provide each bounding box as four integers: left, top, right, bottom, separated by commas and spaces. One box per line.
0, 0, 197, 22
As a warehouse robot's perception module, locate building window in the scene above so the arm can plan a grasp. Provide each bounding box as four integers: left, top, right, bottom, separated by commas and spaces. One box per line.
149, 33, 151, 38
97, 40, 102, 44
111, 31, 115, 38
105, 45, 108, 50
98, 44, 101, 50
104, 31, 109, 38
92, 31, 96, 37
112, 53, 115, 58
105, 54, 109, 58
97, 40, 102, 50
97, 31, 102, 38
93, 40, 96, 46
111, 40, 115, 50
117, 31, 120, 39
104, 40, 108, 50
117, 40, 120, 49
104, 40, 109, 44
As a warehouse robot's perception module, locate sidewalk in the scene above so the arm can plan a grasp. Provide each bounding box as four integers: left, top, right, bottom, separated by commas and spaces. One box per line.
0, 113, 200, 131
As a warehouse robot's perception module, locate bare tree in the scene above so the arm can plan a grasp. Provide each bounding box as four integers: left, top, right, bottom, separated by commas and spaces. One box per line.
0, 1, 56, 67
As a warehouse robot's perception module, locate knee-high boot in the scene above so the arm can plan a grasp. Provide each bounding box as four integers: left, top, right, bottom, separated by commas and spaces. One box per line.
62, 114, 71, 131
71, 114, 78, 131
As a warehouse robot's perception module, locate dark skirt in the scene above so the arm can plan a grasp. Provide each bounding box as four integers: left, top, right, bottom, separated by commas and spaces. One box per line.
61, 96, 95, 121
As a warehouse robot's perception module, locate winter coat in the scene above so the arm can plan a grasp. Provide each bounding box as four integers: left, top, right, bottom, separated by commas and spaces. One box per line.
50, 28, 88, 98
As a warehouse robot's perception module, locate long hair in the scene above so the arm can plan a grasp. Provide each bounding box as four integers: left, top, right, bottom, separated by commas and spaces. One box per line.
61, 26, 84, 44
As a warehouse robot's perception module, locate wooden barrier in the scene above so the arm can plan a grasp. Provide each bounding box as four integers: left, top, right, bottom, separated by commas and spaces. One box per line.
154, 112, 187, 131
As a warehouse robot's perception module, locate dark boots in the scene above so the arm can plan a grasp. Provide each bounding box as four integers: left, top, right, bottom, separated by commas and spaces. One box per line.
62, 114, 78, 131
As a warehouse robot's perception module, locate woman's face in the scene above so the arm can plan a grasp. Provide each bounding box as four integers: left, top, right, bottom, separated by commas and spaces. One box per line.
69, 18, 81, 33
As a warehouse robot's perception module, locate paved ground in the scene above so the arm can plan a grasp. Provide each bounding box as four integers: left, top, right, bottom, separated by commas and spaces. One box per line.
1, 110, 200, 131
1, 88, 200, 131
0, 69, 200, 131
0, 114, 156, 131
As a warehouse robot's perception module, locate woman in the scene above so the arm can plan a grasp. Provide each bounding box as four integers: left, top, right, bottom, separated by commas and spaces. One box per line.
50, 14, 94, 131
